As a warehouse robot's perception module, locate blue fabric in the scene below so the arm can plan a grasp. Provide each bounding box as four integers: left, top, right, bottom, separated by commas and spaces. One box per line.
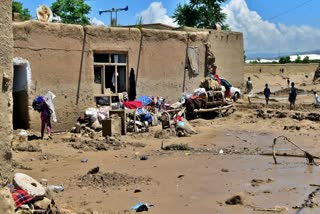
136, 108, 152, 123
132, 202, 144, 210
136, 96, 153, 106
36, 96, 43, 103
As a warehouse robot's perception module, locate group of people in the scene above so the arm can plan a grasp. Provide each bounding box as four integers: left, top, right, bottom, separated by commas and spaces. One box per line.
245, 77, 299, 110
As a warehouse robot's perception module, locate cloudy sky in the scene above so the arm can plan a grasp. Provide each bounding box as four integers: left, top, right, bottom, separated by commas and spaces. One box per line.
20, 0, 320, 56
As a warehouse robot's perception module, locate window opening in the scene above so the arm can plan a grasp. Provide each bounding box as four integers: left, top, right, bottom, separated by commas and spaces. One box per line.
93, 52, 127, 94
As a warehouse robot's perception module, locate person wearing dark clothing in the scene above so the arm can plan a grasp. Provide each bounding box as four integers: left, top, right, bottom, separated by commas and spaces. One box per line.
129, 68, 136, 101
289, 82, 297, 110
264, 84, 271, 106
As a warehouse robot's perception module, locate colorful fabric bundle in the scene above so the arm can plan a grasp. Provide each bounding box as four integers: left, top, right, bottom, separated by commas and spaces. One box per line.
11, 189, 33, 209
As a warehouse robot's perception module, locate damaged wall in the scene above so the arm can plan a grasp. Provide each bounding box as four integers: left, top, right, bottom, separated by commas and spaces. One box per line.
13, 21, 244, 130
207, 30, 244, 87
0, 0, 14, 207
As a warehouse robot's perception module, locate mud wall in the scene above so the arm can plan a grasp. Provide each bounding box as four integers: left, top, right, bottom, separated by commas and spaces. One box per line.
245, 63, 319, 75
207, 30, 244, 87
0, 0, 13, 189
14, 21, 90, 131
13, 21, 244, 130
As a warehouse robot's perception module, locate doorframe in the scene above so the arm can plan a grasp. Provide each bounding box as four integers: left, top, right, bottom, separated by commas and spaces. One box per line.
13, 57, 32, 92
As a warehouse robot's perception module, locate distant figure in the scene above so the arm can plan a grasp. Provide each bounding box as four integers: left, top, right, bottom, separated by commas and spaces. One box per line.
245, 77, 253, 105
287, 78, 290, 88
208, 65, 221, 84
264, 84, 271, 106
288, 82, 297, 110
314, 91, 320, 106
259, 68, 262, 73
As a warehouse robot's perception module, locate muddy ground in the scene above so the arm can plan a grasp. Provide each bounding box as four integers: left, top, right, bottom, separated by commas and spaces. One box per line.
13, 78, 320, 214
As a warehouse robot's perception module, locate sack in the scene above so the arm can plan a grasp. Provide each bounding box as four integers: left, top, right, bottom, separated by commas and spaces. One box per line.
200, 77, 221, 91
32, 96, 43, 112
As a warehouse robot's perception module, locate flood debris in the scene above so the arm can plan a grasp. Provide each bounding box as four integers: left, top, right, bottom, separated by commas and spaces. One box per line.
161, 142, 193, 151
131, 202, 154, 212
272, 135, 320, 165
251, 178, 273, 187
293, 187, 320, 209
283, 125, 301, 131
87, 166, 100, 174
253, 206, 288, 212
225, 192, 247, 205
9, 173, 61, 213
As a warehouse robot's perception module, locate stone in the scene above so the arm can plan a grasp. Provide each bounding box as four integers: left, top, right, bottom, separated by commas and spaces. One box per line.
225, 192, 247, 205
34, 197, 51, 210
40, 179, 48, 186
13, 173, 46, 199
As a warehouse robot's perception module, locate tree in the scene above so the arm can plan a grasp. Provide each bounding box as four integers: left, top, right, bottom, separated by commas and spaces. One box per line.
302, 56, 310, 63
51, 0, 91, 25
279, 56, 291, 64
294, 55, 302, 63
173, 0, 230, 30
12, 1, 32, 21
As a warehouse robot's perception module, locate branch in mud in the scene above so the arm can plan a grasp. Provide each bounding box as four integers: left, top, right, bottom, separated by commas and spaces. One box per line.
272, 135, 320, 165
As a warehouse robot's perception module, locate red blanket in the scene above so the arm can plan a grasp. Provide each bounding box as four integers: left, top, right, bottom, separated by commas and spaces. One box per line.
12, 189, 34, 208
123, 101, 143, 109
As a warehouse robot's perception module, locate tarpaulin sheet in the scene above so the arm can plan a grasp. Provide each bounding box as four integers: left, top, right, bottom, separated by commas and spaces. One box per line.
136, 96, 153, 106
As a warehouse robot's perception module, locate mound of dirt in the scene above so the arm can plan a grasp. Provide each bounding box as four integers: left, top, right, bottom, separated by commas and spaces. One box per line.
12, 142, 42, 152
77, 171, 152, 190
70, 136, 125, 151
154, 128, 176, 139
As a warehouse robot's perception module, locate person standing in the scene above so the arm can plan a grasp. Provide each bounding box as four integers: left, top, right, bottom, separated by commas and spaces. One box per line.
41, 91, 57, 139
287, 78, 290, 88
288, 82, 297, 110
313, 91, 320, 106
245, 77, 253, 104
41, 99, 52, 139
264, 83, 271, 106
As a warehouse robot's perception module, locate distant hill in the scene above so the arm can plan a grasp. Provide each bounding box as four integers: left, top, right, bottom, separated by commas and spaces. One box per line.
247, 49, 320, 61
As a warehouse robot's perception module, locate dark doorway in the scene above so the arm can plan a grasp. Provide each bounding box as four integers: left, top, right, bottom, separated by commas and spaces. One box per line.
13, 64, 30, 130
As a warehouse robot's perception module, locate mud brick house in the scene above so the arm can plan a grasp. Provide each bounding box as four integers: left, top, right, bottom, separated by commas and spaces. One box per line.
12, 21, 244, 131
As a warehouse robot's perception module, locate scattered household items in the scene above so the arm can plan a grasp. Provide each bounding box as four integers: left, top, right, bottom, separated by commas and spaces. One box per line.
47, 185, 64, 193
13, 173, 46, 199
70, 67, 234, 138
10, 173, 61, 212
131, 202, 154, 212
18, 130, 28, 143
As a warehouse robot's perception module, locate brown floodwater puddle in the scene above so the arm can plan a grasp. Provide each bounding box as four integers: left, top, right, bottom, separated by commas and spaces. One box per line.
14, 128, 320, 213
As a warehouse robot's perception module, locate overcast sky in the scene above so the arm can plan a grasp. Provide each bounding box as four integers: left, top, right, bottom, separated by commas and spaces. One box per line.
20, 0, 320, 56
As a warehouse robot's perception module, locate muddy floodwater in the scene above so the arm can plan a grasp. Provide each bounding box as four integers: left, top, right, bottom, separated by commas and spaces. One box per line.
12, 100, 320, 213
